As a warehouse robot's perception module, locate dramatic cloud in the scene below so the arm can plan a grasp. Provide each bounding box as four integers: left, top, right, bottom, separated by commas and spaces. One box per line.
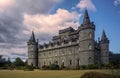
76, 0, 96, 11
0, 0, 97, 61
24, 8, 80, 36
114, 0, 120, 6
0, 0, 81, 61
0, 0, 63, 61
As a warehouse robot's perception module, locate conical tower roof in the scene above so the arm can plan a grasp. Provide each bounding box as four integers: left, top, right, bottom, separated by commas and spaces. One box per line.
83, 9, 90, 25
101, 30, 107, 41
29, 31, 36, 42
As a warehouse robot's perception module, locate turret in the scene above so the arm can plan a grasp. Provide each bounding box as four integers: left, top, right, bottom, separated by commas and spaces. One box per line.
27, 31, 38, 67
100, 30, 109, 64
78, 9, 95, 66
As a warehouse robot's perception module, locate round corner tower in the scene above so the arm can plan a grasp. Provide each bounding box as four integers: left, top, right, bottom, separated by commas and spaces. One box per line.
100, 30, 109, 64
78, 9, 95, 66
27, 31, 38, 67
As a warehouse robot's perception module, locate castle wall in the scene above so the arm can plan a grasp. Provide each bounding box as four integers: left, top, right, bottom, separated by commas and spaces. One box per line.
38, 41, 79, 68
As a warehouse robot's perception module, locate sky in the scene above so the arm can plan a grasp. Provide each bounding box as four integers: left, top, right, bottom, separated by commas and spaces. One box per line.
0, 0, 120, 61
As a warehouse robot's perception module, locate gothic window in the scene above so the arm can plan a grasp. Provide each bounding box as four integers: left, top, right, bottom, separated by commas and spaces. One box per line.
88, 44, 92, 50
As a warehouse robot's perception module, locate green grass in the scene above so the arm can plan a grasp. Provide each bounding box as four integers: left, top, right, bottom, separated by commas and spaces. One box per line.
0, 70, 110, 78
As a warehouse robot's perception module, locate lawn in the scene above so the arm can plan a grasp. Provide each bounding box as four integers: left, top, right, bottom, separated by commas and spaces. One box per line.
0, 70, 110, 78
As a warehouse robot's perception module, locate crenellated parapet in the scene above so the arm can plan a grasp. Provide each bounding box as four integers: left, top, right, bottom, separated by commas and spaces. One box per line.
39, 37, 79, 51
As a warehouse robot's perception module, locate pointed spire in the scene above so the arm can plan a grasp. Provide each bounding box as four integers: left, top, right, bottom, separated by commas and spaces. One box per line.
101, 30, 107, 41
29, 31, 36, 42
83, 9, 90, 25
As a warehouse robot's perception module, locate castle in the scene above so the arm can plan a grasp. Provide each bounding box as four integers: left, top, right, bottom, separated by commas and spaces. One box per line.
27, 10, 109, 68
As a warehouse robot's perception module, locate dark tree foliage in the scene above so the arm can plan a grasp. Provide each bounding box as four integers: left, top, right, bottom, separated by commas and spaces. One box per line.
13, 57, 25, 67
109, 52, 120, 68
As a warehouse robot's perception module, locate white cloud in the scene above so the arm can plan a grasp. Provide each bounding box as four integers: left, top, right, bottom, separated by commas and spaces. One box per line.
114, 0, 120, 6
0, 0, 81, 61
0, 0, 15, 12
76, 0, 96, 11
24, 8, 80, 36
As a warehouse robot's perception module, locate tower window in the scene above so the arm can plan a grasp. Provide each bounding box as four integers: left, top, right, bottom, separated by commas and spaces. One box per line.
89, 32, 92, 38
88, 44, 92, 50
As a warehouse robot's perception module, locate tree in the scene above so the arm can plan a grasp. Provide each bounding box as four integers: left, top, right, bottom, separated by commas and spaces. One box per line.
13, 57, 24, 67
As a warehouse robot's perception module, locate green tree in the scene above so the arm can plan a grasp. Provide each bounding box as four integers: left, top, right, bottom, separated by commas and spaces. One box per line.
13, 57, 24, 67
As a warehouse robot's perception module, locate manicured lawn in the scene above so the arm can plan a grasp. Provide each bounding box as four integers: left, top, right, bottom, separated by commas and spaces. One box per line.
0, 70, 110, 78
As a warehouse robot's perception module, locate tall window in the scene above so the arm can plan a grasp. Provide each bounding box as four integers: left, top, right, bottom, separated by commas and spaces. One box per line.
69, 60, 72, 65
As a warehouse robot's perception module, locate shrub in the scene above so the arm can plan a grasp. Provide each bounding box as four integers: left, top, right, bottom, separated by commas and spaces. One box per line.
49, 64, 59, 70
24, 65, 34, 71
86, 64, 99, 69
80, 65, 86, 69
42, 65, 49, 70
81, 72, 114, 78
104, 63, 112, 69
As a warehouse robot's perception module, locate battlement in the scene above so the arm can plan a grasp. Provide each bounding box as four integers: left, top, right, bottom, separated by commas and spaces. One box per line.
39, 38, 79, 51
59, 27, 75, 34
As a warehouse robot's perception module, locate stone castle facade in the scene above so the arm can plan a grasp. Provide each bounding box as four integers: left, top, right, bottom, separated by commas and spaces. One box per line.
27, 10, 109, 68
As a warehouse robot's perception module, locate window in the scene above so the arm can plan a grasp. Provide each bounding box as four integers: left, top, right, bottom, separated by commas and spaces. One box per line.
62, 59, 64, 66
31, 54, 33, 58
69, 60, 72, 65
89, 32, 92, 38
39, 54, 41, 56
79, 46, 81, 51
44, 61, 46, 65
55, 51, 57, 56
88, 44, 92, 50
88, 57, 92, 63
49, 52, 51, 55
55, 61, 58, 64
44, 53, 45, 56
62, 51, 64, 55
49, 61, 51, 65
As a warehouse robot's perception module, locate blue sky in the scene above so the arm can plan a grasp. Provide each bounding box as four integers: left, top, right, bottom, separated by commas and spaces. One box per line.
0, 0, 120, 61
51, 0, 120, 53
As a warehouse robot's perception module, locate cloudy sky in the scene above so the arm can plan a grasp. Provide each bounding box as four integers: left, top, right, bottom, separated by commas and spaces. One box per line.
0, 0, 120, 61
